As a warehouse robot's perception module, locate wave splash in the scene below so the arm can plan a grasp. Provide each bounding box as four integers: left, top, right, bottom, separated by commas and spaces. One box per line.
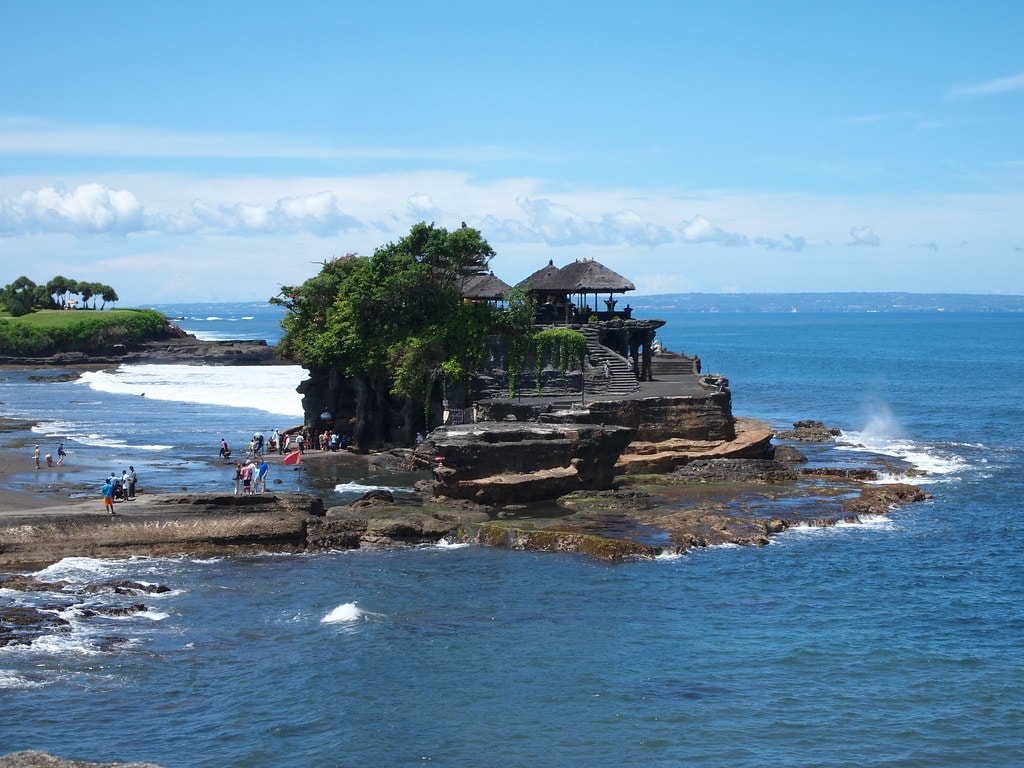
321, 602, 364, 624
841, 401, 973, 482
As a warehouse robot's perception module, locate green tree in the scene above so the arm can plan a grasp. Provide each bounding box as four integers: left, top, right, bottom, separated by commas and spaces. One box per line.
1, 276, 38, 317
99, 285, 119, 309
46, 275, 75, 308
77, 281, 94, 309
273, 222, 498, 409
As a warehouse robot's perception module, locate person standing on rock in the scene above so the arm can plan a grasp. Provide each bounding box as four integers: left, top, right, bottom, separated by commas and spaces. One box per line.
241, 460, 255, 495
257, 458, 269, 493
127, 465, 138, 499
233, 462, 243, 495
101, 477, 116, 514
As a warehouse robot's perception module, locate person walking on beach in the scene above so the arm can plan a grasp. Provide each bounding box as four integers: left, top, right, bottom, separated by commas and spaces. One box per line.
33, 445, 40, 469
57, 442, 67, 466
101, 477, 116, 514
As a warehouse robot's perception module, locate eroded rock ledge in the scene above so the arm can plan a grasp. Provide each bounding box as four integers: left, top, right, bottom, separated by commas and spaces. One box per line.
0, 456, 932, 571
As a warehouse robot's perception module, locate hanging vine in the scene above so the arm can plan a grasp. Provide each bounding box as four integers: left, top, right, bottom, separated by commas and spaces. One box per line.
532, 328, 586, 393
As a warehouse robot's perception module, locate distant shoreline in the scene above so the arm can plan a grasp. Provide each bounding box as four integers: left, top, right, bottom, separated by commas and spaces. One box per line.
0, 337, 285, 367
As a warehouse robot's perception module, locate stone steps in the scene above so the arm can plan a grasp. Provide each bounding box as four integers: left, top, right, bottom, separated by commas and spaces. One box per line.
581, 327, 639, 395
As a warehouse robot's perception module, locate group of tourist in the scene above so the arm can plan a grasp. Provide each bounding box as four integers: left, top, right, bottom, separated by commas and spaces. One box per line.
233, 457, 269, 495
100, 467, 138, 514
316, 430, 350, 451
33, 441, 68, 469
219, 428, 308, 462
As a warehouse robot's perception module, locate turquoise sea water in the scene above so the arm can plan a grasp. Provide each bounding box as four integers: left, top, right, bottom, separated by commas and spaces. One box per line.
1, 301, 1023, 767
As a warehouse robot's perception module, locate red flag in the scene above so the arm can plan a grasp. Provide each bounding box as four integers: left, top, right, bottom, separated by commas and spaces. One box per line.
283, 451, 301, 466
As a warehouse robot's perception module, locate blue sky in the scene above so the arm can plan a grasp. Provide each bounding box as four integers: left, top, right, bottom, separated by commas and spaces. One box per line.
2, 1, 1022, 303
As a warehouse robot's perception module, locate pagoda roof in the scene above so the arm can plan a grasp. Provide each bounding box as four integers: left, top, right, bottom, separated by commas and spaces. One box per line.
461, 272, 512, 300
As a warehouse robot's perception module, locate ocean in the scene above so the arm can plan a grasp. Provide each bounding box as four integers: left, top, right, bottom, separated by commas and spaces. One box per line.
1, 300, 1022, 767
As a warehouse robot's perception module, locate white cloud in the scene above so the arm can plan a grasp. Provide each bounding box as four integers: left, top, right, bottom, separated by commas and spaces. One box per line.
0, 184, 361, 238
848, 225, 880, 247
0, 183, 145, 234
949, 71, 1024, 99
754, 234, 806, 251
515, 197, 672, 247
679, 214, 749, 246
4, 170, 1024, 300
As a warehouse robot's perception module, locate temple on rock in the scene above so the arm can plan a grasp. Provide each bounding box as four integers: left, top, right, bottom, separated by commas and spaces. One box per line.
455, 257, 698, 407
296, 252, 772, 502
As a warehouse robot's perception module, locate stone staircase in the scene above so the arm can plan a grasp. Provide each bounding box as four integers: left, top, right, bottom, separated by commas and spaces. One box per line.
650, 354, 698, 377
581, 326, 639, 396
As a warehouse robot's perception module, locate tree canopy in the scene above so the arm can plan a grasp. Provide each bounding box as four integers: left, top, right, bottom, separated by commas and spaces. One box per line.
0, 275, 119, 316
272, 223, 504, 405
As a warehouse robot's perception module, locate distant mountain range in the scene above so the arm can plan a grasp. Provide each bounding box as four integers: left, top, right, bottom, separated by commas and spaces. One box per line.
629, 293, 1024, 313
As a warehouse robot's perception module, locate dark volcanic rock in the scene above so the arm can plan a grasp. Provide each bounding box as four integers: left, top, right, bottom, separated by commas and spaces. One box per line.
0, 751, 163, 768
0, 606, 71, 647
773, 420, 842, 442
772, 444, 808, 463
670, 458, 798, 484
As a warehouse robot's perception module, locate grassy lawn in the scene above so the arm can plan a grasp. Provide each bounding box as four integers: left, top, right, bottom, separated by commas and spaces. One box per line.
0, 308, 142, 328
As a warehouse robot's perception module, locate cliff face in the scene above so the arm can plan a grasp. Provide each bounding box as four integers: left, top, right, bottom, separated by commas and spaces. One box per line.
297, 368, 437, 450
587, 392, 737, 442
421, 422, 635, 504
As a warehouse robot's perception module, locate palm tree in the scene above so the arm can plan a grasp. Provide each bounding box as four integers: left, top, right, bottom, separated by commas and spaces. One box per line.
100, 285, 119, 309
77, 281, 94, 309
46, 275, 74, 308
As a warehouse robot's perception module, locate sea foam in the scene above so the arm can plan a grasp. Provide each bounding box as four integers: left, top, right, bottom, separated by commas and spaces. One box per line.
321, 602, 363, 624
77, 364, 305, 417
333, 481, 415, 495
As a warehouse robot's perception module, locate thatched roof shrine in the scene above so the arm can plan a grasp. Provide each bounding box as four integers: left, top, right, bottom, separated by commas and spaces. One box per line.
515, 259, 563, 291
553, 259, 636, 293
461, 272, 512, 301
516, 258, 634, 294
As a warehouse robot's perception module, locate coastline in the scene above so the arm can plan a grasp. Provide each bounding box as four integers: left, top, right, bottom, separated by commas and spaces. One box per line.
0, 433, 932, 572
0, 339, 933, 572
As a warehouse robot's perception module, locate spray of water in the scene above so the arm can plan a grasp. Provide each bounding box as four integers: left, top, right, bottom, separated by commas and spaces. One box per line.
858, 401, 903, 441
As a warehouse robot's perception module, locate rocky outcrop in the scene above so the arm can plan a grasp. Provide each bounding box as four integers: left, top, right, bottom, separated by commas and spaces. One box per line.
616, 417, 774, 474
670, 458, 798, 484
773, 419, 842, 442
419, 422, 635, 504
0, 752, 163, 768
0, 576, 170, 648
474, 522, 658, 559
